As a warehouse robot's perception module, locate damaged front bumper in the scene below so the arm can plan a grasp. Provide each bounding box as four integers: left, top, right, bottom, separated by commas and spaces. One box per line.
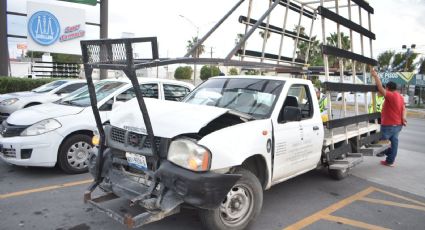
84, 148, 240, 228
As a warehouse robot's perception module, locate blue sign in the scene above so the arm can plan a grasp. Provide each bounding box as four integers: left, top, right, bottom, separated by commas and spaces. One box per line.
28, 11, 60, 46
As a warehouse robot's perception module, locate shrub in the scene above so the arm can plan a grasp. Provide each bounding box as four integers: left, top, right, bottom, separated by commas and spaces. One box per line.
228, 67, 239, 75
200, 65, 221, 80
174, 66, 193, 80
0, 77, 57, 94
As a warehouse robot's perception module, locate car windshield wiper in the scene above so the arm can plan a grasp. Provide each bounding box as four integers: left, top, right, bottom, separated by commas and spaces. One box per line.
60, 100, 84, 107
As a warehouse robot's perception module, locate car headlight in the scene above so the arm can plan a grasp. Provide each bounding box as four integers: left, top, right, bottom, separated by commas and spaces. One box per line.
0, 98, 19, 106
167, 138, 211, 172
21, 119, 62, 136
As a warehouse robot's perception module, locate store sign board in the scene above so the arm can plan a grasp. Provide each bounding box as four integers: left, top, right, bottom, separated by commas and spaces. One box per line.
27, 2, 86, 55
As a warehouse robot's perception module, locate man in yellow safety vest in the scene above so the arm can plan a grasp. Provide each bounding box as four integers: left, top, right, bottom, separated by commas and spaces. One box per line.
368, 94, 385, 124
315, 87, 329, 122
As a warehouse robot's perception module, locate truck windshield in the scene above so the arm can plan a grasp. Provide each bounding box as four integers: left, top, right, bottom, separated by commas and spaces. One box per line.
31, 80, 68, 93
184, 78, 284, 119
57, 81, 125, 107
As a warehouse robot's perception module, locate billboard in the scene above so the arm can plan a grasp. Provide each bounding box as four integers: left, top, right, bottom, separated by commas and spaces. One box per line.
27, 2, 86, 55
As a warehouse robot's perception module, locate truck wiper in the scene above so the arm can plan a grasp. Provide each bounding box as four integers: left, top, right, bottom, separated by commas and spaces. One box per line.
227, 109, 256, 121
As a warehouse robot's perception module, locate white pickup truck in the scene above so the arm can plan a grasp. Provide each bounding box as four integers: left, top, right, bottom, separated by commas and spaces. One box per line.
86, 75, 384, 229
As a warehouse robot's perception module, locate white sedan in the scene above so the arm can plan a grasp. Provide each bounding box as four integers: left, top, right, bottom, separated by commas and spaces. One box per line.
0, 79, 87, 122
0, 78, 194, 173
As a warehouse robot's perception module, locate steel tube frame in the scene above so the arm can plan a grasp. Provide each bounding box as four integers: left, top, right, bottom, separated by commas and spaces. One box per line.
185, 0, 245, 58
292, 5, 304, 63
242, 0, 254, 61
304, 11, 317, 65
277, 0, 292, 64
226, 0, 281, 60
260, 0, 273, 62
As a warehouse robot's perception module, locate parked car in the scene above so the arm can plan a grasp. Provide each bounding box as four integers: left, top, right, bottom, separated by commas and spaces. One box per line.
0, 78, 194, 173
0, 79, 87, 122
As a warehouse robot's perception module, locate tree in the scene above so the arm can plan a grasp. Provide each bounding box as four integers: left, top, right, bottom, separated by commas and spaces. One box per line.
245, 69, 260, 75
326, 32, 351, 68
391, 52, 418, 72
200, 65, 221, 80
228, 67, 239, 75
294, 25, 323, 66
174, 66, 193, 80
259, 29, 271, 40
25, 51, 44, 58
186, 36, 205, 57
377, 50, 395, 71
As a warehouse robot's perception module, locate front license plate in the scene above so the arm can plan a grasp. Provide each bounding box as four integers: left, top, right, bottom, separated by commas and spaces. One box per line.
125, 152, 147, 170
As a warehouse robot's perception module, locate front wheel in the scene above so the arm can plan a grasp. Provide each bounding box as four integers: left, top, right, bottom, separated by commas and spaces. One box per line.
199, 168, 263, 230
58, 134, 93, 174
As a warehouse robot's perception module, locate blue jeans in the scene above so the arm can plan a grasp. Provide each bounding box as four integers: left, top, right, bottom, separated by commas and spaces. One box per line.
381, 125, 402, 164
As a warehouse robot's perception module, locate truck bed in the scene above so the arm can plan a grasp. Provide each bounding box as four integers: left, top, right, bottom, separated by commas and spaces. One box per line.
323, 123, 380, 146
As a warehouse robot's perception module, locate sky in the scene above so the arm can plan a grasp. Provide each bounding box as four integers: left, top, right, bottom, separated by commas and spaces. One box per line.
6, 0, 425, 63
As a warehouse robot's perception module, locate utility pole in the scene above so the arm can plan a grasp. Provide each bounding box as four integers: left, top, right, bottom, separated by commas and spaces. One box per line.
0, 0, 9, 76
99, 0, 108, 79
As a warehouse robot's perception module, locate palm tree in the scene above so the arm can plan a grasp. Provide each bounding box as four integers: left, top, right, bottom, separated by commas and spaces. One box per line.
326, 32, 351, 68
294, 25, 323, 66
186, 36, 205, 58
377, 50, 395, 71
259, 29, 271, 40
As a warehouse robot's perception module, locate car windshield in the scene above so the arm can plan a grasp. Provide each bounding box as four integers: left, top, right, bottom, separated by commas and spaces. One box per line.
31, 80, 68, 93
56, 81, 125, 107
183, 78, 285, 119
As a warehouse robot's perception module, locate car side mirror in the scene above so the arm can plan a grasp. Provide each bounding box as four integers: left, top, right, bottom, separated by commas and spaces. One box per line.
282, 106, 301, 122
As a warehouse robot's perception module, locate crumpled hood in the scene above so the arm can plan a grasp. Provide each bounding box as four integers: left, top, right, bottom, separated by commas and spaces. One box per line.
7, 103, 85, 125
110, 98, 231, 138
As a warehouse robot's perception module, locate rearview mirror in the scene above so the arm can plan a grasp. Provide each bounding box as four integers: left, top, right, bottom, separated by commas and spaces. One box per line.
282, 106, 301, 122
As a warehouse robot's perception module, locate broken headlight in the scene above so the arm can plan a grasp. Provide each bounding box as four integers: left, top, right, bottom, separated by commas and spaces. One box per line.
167, 138, 211, 172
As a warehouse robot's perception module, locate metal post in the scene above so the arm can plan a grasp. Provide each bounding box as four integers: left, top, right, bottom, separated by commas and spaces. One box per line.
277, 0, 291, 64
99, 0, 108, 80
334, 0, 348, 143
292, 5, 304, 64
358, 6, 369, 133
242, 0, 254, 61
0, 0, 9, 76
304, 11, 316, 65
320, 0, 334, 150
348, 0, 360, 138
260, 0, 272, 63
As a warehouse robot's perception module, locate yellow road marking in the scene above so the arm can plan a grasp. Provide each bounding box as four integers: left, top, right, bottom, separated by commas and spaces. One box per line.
373, 188, 425, 207
360, 197, 425, 212
283, 187, 375, 230
323, 215, 391, 230
0, 179, 93, 200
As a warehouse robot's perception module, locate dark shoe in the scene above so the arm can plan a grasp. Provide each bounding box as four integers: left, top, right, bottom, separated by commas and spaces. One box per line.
380, 160, 394, 167
376, 152, 385, 157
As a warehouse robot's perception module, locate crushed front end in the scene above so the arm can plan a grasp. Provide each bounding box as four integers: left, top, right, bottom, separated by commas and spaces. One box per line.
84, 125, 240, 228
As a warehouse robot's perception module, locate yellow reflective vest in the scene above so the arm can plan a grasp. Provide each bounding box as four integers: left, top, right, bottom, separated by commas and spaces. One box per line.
368, 95, 385, 113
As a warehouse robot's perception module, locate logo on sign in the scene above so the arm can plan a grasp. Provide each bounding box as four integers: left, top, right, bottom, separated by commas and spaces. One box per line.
28, 11, 60, 46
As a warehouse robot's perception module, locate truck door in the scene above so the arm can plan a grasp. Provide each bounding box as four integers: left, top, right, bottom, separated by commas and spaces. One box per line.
272, 84, 322, 182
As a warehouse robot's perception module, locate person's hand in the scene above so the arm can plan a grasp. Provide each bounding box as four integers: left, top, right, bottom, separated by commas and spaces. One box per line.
369, 66, 378, 78
403, 118, 407, 126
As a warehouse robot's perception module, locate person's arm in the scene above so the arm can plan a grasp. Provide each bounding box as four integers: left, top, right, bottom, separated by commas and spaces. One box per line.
370, 66, 386, 97
402, 104, 407, 126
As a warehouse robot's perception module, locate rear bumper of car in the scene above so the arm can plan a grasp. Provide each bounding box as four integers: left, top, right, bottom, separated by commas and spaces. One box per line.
0, 131, 63, 167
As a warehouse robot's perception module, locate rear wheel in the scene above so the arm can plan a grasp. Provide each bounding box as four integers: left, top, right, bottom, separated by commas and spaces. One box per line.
199, 168, 263, 230
58, 134, 92, 174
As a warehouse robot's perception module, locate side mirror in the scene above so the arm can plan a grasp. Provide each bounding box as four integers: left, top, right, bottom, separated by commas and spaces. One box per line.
282, 106, 301, 122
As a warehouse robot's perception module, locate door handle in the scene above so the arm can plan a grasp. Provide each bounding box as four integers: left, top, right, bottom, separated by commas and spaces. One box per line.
313, 126, 319, 131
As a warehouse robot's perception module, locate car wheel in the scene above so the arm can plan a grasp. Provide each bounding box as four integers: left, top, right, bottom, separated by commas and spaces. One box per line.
199, 168, 263, 230
58, 134, 92, 174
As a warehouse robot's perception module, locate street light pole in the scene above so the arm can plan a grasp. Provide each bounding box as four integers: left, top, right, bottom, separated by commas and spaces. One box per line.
179, 14, 199, 85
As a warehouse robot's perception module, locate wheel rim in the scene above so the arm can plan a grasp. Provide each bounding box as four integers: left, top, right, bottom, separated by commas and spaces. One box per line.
219, 183, 254, 227
66, 141, 92, 170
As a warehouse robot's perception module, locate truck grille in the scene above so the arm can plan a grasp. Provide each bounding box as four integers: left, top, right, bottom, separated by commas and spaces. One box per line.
110, 127, 160, 149
0, 122, 29, 138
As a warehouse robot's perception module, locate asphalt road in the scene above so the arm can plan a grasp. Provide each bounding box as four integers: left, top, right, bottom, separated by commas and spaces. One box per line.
0, 118, 424, 230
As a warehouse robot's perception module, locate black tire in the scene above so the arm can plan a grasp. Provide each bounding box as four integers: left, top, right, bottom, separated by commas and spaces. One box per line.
58, 134, 93, 174
328, 168, 349, 180
199, 168, 263, 230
